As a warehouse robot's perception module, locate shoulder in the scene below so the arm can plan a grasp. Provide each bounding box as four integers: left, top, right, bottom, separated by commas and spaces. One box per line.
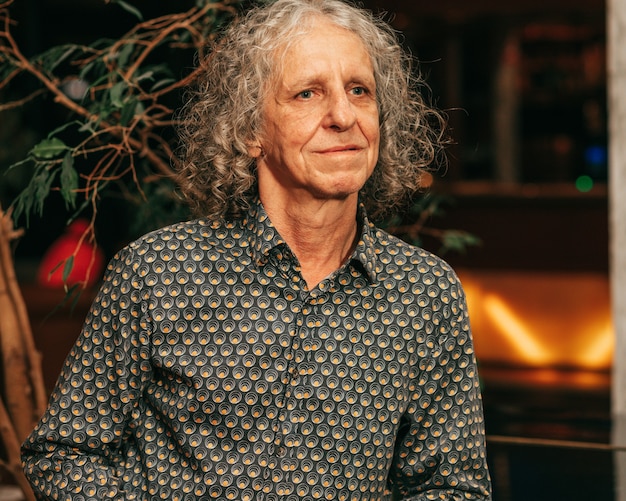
107, 218, 243, 274
371, 226, 458, 276
126, 219, 225, 252
366, 226, 467, 305
367, 227, 471, 333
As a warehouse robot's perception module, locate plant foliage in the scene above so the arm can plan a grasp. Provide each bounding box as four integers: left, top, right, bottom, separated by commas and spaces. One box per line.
1, 0, 238, 235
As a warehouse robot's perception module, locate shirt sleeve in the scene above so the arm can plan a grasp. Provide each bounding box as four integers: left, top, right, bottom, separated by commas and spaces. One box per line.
21, 246, 152, 501
388, 271, 492, 500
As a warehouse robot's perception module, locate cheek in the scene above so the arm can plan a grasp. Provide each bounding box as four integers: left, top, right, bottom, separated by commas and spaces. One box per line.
290, 115, 324, 143
275, 114, 317, 146
363, 112, 380, 144
371, 127, 381, 147
368, 125, 381, 155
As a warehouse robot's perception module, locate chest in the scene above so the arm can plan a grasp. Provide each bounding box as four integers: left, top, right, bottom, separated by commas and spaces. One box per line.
144, 260, 440, 420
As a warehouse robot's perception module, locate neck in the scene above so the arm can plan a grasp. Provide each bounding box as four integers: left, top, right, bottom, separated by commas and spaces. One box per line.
260, 192, 359, 288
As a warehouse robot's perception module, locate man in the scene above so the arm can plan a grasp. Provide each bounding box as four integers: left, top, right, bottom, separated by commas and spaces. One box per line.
22, 1, 492, 499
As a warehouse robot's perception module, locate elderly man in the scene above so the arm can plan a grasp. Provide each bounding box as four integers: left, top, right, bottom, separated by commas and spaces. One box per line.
22, 0, 492, 499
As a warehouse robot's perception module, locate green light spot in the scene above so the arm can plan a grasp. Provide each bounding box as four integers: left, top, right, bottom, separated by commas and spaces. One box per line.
576, 175, 594, 193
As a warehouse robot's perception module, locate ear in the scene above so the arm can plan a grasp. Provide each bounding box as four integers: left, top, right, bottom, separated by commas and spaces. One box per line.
247, 141, 264, 159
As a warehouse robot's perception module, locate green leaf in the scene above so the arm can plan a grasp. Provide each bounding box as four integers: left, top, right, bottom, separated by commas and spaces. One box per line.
109, 81, 128, 108
88, 72, 113, 91
33, 169, 58, 216
150, 77, 176, 92
5, 157, 32, 174
440, 230, 482, 254
78, 121, 97, 134
31, 138, 68, 159
47, 259, 64, 276
65, 198, 93, 227
32, 44, 79, 73
48, 120, 83, 138
79, 60, 97, 81
116, 43, 135, 68
120, 99, 138, 126
60, 153, 78, 209
12, 166, 58, 224
39, 45, 80, 72
135, 70, 155, 83
62, 255, 75, 282
68, 284, 83, 311
43, 283, 83, 321
11, 185, 33, 225
111, 0, 143, 21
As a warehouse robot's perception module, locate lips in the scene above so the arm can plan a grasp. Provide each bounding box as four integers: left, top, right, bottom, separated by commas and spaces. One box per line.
318, 145, 363, 153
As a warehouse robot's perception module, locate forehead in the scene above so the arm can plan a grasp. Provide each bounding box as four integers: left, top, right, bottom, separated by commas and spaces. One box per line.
272, 17, 374, 82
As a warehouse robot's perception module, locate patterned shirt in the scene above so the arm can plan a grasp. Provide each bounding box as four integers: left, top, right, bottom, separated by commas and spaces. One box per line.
22, 200, 492, 501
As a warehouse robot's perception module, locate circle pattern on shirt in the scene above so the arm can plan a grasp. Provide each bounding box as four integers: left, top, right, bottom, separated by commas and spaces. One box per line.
23, 205, 490, 501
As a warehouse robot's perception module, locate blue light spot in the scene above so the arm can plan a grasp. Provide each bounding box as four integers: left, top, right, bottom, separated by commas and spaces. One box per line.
585, 145, 607, 167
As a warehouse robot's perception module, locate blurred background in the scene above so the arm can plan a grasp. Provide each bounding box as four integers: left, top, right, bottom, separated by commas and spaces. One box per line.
0, 0, 614, 499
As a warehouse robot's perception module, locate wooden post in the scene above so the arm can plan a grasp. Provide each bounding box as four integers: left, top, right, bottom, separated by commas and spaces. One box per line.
610, 0, 626, 498
493, 27, 521, 184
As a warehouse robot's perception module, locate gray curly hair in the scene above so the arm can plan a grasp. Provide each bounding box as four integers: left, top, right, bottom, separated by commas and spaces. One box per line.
176, 0, 447, 222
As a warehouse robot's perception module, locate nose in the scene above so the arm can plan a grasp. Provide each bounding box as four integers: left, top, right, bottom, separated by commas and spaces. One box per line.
324, 90, 357, 131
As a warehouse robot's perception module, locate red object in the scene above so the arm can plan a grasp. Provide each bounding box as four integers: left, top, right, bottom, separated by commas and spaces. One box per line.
37, 219, 105, 288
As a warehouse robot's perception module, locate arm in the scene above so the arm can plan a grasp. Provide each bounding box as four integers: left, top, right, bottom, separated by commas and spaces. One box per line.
21, 246, 152, 500
388, 272, 492, 500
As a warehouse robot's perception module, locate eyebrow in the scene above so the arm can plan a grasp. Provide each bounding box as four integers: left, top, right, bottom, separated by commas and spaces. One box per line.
283, 72, 376, 92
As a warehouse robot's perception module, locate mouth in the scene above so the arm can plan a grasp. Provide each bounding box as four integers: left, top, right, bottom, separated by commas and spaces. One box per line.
319, 145, 363, 153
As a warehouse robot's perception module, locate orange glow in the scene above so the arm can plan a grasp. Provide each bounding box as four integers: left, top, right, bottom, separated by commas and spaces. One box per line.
459, 270, 613, 370
482, 293, 552, 365
577, 321, 614, 369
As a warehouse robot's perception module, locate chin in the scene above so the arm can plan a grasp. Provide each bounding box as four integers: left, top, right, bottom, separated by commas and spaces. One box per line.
313, 184, 363, 202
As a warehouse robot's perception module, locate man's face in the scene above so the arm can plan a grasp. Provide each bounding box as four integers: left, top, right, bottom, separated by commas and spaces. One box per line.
255, 17, 380, 203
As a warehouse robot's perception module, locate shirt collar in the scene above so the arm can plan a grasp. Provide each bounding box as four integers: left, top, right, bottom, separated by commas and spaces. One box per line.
245, 198, 288, 267
244, 198, 379, 284
352, 203, 380, 284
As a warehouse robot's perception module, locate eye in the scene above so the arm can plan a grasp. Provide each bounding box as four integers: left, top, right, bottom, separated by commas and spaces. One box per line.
350, 86, 368, 96
297, 90, 314, 99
